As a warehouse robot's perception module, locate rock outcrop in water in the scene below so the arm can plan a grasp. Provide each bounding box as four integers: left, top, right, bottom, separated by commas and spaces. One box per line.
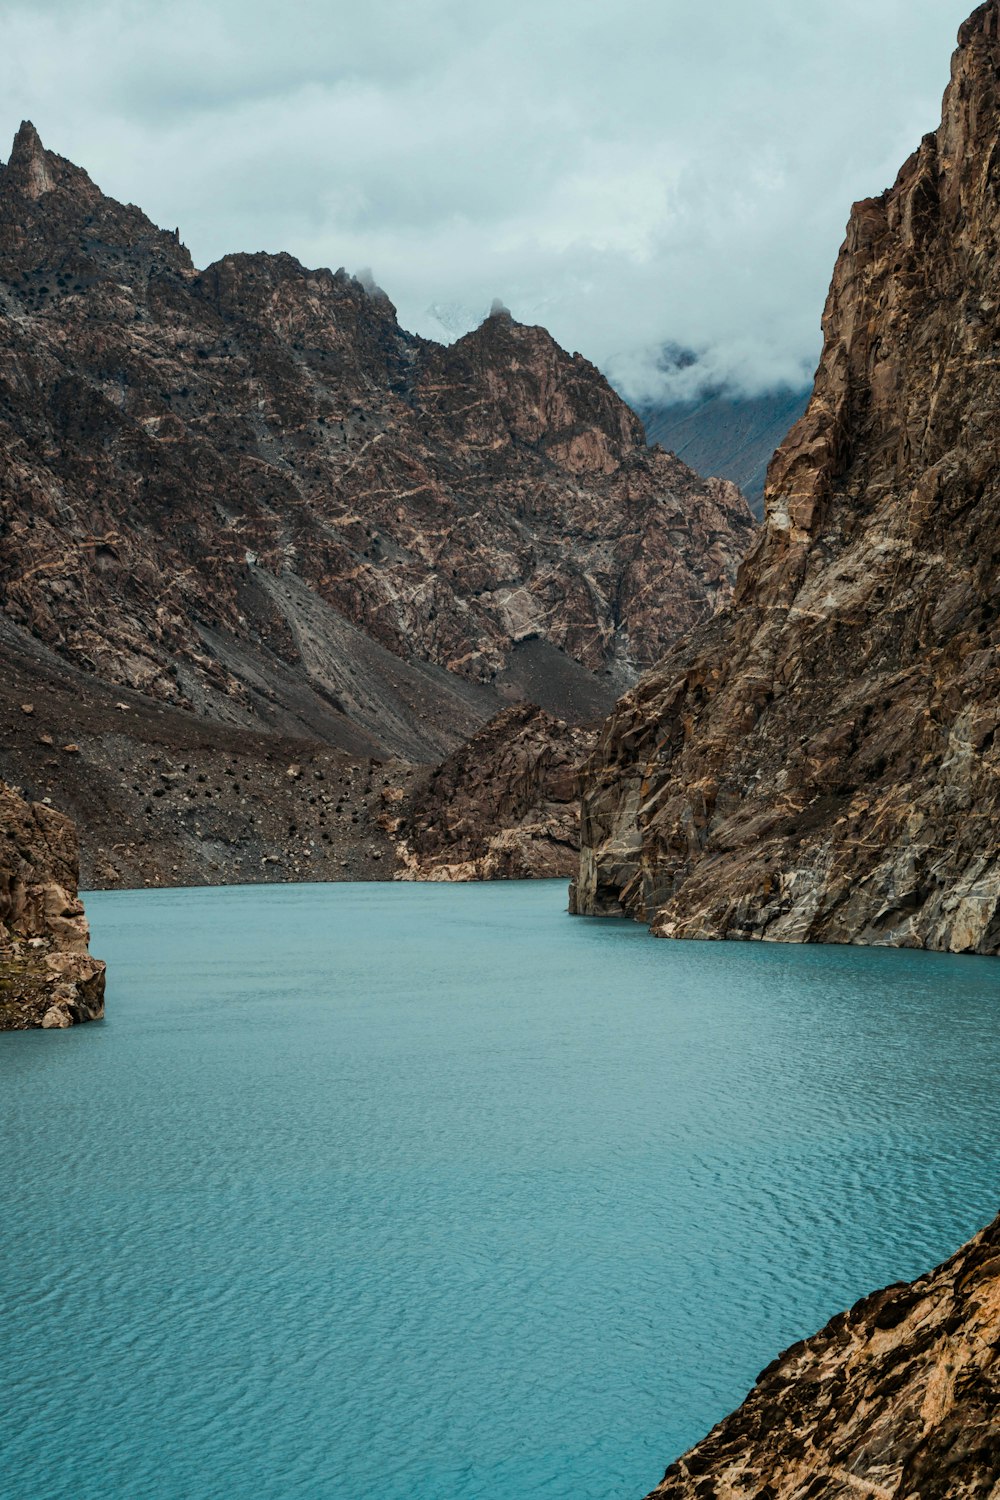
395, 705, 595, 880
0, 780, 105, 1028
573, 2, 1000, 954
644, 1215, 1000, 1499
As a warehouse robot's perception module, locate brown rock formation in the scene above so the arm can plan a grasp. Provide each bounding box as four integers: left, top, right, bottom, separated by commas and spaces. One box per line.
0, 122, 754, 770
395, 704, 595, 881
573, 3, 1000, 954
645, 1215, 1000, 1499
0, 779, 105, 1028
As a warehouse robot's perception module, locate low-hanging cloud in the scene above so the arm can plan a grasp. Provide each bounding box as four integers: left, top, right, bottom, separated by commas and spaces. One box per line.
0, 0, 975, 400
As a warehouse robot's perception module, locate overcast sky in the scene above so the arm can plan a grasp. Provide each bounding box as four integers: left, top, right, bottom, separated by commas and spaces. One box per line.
0, 0, 975, 400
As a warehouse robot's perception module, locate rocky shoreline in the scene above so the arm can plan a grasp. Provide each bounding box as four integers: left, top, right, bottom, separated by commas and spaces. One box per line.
0, 780, 105, 1029
0, 621, 598, 891
645, 1215, 1000, 1499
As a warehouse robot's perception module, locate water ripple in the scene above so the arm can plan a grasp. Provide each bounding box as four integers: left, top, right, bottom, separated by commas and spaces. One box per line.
1, 881, 998, 1500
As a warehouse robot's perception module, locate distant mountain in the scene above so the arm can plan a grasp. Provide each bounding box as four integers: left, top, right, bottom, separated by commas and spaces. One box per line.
638, 385, 810, 518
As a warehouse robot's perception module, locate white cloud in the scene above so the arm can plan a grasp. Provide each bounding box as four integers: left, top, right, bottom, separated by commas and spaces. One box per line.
0, 0, 976, 398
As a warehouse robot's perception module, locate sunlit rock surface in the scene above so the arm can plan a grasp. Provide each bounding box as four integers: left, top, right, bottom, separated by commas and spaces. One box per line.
645, 1215, 1000, 1499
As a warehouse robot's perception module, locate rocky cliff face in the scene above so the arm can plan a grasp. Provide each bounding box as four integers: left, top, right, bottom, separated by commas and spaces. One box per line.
0, 780, 105, 1028
395, 705, 595, 881
645, 1215, 1000, 1499
573, 2, 1000, 954
0, 122, 753, 769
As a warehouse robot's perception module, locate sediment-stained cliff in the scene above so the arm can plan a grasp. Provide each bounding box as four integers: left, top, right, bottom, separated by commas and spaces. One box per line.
573, 2, 1000, 954
0, 780, 105, 1029
644, 1215, 1000, 1499
395, 704, 595, 881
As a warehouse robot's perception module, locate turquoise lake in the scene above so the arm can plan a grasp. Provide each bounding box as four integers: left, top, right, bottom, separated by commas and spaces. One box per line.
2, 880, 998, 1499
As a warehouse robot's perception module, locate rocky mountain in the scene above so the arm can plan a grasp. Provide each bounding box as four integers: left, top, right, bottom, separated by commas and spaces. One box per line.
0, 779, 105, 1028
0, 121, 755, 886
573, 1, 1000, 955
395, 704, 594, 881
639, 384, 811, 518
0, 121, 753, 764
644, 1214, 1000, 1499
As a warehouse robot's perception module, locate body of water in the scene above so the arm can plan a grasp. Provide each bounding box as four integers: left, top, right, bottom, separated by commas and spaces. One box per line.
2, 881, 998, 1499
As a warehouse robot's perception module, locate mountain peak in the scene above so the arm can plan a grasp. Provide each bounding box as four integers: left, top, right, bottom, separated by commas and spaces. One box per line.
960, 0, 1000, 44
12, 119, 43, 155
0, 120, 196, 276
6, 119, 55, 198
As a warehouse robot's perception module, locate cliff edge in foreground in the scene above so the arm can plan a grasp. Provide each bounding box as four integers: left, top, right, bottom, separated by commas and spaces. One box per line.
0, 781, 106, 1028
572, 1, 1000, 953
645, 1215, 1000, 1499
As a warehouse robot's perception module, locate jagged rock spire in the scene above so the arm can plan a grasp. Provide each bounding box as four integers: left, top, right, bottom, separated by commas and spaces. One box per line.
11, 119, 43, 156
4, 120, 54, 198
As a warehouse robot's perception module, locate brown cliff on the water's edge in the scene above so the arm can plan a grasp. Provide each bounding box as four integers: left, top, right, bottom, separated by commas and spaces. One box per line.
0, 121, 753, 886
573, 1, 1000, 953
395, 704, 596, 881
644, 1215, 1000, 1499
0, 781, 105, 1029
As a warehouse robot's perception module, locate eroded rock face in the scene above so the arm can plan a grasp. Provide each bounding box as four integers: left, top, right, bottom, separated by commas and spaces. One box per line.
395, 704, 595, 881
0, 780, 105, 1029
0, 123, 754, 766
573, 3, 1000, 954
645, 1215, 1000, 1499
